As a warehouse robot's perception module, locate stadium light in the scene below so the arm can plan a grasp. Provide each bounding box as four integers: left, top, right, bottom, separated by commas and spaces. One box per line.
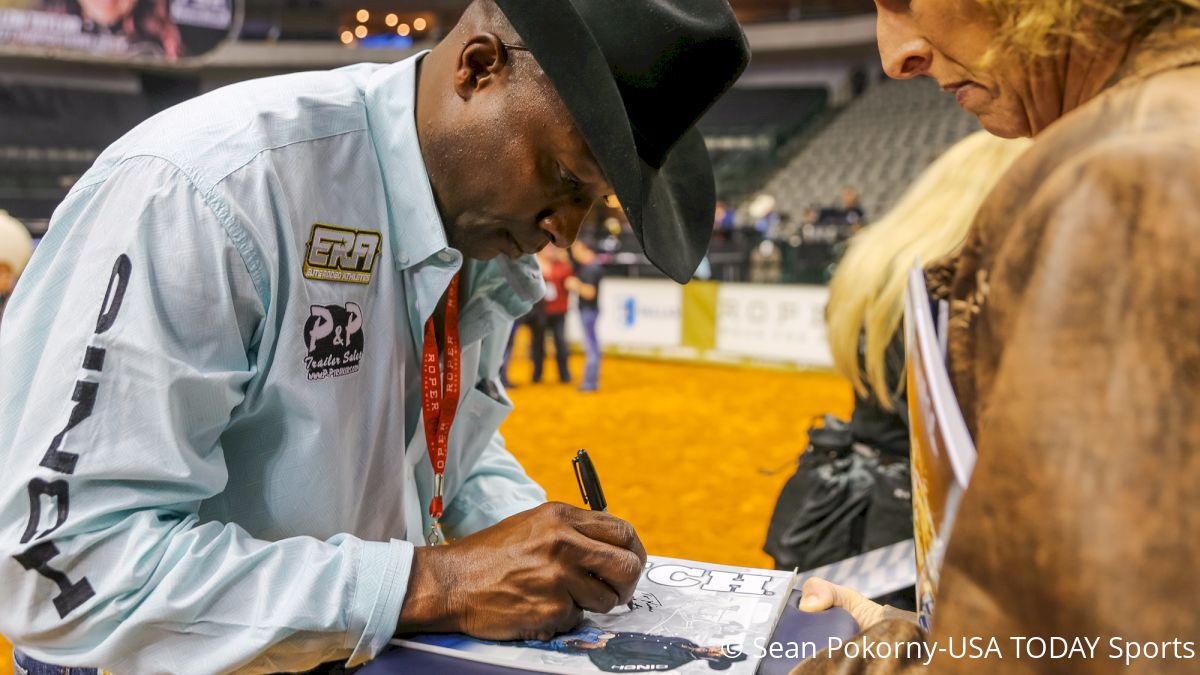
398, 23, 411, 36
385, 13, 399, 27
413, 17, 427, 31
354, 25, 368, 38
340, 30, 354, 44
356, 9, 369, 22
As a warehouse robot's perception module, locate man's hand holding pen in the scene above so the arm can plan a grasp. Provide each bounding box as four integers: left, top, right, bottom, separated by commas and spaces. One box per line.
397, 503, 646, 641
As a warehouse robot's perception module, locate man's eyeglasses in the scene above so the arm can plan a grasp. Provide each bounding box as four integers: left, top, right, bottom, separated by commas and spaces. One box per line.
462, 40, 531, 54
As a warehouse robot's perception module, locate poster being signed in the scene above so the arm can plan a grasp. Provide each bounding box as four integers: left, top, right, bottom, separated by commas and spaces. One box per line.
395, 556, 796, 674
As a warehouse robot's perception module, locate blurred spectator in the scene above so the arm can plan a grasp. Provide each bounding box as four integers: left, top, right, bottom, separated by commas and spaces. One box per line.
767, 212, 798, 241
746, 193, 779, 236
567, 241, 603, 392
713, 200, 735, 232
599, 217, 623, 256
798, 206, 825, 245
0, 210, 34, 326
498, 315, 531, 389
749, 240, 782, 283
839, 186, 865, 226
531, 247, 573, 384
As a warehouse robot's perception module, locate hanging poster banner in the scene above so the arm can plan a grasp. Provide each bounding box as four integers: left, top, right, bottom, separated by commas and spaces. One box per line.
0, 0, 238, 62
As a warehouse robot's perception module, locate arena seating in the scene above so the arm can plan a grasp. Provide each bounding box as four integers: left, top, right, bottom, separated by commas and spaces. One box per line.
761, 76, 980, 218
700, 87, 827, 200
0, 82, 190, 228
586, 77, 980, 283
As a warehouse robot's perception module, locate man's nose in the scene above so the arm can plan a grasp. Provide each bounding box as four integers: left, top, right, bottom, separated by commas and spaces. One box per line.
539, 199, 593, 248
876, 7, 932, 80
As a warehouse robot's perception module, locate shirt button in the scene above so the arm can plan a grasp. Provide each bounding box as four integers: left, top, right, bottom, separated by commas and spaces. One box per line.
398, 254, 409, 264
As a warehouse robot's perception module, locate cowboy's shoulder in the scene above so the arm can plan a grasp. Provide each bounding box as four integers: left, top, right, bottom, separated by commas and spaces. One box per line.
75, 67, 382, 198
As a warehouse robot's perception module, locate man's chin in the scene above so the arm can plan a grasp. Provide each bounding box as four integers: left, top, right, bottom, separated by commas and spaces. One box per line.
455, 244, 515, 262
464, 247, 500, 261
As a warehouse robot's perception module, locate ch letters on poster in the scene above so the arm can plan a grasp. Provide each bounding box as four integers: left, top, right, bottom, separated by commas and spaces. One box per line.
13, 254, 132, 618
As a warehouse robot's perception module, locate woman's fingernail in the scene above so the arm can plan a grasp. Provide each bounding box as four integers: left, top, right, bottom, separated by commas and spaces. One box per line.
799, 595, 822, 611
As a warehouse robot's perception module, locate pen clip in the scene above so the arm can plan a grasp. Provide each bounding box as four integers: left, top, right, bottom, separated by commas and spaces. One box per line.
572, 451, 590, 508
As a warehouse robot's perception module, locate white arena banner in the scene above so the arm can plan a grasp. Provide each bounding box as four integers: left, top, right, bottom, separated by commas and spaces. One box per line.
715, 284, 832, 367
596, 278, 683, 349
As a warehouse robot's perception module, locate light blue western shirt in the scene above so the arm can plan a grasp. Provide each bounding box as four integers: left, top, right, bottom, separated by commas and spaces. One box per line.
0, 53, 547, 673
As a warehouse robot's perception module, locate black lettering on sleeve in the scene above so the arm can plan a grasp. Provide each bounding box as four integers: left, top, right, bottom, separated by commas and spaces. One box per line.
94, 254, 132, 335
13, 541, 95, 619
81, 346, 106, 372
38, 381, 98, 475
20, 479, 71, 544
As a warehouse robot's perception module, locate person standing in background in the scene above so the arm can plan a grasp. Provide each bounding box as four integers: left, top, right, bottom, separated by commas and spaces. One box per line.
499, 312, 532, 386
567, 240, 603, 392
839, 187, 865, 227
0, 210, 34, 327
532, 246, 573, 384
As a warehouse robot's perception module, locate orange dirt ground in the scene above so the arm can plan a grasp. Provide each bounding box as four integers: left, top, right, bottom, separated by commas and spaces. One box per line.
0, 353, 852, 672
501, 351, 853, 569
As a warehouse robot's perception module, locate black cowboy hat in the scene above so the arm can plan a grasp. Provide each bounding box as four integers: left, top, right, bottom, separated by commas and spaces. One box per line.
493, 0, 750, 283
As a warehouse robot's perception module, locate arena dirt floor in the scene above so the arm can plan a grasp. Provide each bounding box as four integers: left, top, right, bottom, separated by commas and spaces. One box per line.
0, 351, 852, 671
502, 349, 853, 569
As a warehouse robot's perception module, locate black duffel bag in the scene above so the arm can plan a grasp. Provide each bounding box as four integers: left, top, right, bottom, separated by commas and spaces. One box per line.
764, 415, 912, 573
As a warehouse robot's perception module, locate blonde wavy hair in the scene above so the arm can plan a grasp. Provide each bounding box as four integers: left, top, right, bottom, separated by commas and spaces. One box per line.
826, 131, 1032, 410
979, 0, 1200, 58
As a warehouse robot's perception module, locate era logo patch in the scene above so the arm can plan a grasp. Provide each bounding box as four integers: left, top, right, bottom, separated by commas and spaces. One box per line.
303, 224, 381, 284
304, 302, 364, 380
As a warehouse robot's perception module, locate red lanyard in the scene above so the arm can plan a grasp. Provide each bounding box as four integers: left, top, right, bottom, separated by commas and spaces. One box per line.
421, 273, 461, 544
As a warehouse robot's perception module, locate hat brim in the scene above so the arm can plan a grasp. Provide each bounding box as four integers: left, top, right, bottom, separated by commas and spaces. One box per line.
495, 0, 714, 283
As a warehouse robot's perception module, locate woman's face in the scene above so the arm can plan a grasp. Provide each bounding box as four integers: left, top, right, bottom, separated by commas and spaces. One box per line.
874, 0, 1037, 138
79, 0, 138, 26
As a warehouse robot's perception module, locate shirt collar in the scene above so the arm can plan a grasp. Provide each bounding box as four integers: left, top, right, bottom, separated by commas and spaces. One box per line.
363, 52, 546, 322
363, 51, 448, 272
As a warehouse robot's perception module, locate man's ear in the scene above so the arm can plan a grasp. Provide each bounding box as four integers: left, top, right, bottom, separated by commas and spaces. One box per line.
454, 33, 511, 101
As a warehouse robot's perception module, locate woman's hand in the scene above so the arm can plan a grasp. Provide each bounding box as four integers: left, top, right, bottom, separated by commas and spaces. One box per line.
797, 577, 888, 631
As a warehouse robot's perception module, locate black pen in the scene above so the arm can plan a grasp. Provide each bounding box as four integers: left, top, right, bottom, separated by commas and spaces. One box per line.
573, 449, 634, 611
572, 449, 607, 512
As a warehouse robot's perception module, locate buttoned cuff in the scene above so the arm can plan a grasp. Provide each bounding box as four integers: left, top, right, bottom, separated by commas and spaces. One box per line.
346, 538, 414, 666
